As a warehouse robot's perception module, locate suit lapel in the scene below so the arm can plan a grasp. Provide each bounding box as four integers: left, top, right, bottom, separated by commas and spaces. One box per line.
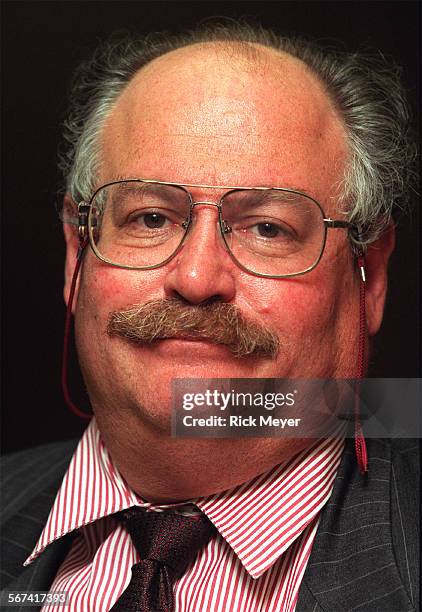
297, 439, 415, 611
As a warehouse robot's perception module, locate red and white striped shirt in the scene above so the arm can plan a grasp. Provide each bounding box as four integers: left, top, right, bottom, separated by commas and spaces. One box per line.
25, 420, 344, 611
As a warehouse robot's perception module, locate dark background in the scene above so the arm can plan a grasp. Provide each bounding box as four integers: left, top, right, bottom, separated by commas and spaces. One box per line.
1, 1, 420, 453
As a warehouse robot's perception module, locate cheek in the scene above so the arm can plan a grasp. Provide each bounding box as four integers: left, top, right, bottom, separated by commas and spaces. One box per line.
74, 261, 168, 387
241, 274, 338, 337
77, 256, 167, 321
243, 238, 358, 337
243, 268, 359, 378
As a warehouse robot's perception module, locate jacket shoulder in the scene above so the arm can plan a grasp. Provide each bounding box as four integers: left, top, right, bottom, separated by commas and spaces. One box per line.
1, 438, 79, 524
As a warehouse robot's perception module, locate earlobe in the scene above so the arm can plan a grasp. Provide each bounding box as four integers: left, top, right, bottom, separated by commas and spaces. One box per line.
364, 223, 395, 336
63, 194, 81, 313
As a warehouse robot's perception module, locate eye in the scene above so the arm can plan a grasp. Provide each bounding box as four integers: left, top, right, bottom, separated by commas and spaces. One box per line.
129, 212, 171, 229
253, 222, 281, 238
142, 213, 167, 229
246, 221, 296, 240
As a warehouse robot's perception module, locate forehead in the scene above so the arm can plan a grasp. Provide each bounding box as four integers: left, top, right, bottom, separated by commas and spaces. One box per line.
101, 42, 347, 205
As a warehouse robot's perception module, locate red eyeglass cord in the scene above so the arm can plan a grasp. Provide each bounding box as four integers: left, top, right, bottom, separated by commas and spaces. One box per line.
61, 237, 91, 420
61, 241, 368, 473
355, 253, 369, 473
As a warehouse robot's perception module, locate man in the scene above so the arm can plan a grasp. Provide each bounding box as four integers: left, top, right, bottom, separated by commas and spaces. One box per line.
1, 23, 419, 611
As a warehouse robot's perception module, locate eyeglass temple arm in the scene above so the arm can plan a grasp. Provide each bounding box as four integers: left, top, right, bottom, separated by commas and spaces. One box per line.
77, 203, 90, 241
323, 219, 351, 228
324, 219, 366, 280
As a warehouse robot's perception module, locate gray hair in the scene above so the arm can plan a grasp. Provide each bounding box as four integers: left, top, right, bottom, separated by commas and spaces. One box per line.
59, 22, 416, 248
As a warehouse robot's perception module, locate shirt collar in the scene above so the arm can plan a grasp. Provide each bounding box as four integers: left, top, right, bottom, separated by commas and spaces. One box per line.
196, 435, 344, 578
25, 419, 343, 578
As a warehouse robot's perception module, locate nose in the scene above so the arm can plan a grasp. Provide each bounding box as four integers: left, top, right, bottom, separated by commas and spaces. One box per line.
163, 205, 236, 304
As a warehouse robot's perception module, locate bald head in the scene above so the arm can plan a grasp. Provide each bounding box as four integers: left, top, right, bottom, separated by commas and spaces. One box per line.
101, 41, 347, 205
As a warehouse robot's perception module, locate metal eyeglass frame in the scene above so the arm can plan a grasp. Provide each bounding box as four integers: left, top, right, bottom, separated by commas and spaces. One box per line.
77, 178, 353, 279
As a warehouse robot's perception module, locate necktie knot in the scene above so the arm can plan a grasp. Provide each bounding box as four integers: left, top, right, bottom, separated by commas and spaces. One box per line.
111, 506, 216, 611
121, 506, 215, 578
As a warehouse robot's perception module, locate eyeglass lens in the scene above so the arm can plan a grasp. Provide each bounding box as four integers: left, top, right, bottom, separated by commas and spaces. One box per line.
88, 181, 326, 276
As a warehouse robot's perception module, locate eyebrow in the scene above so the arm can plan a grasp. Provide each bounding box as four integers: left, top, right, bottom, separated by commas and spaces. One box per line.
109, 182, 189, 214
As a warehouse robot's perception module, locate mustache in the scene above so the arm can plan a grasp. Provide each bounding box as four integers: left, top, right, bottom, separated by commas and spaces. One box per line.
107, 299, 280, 359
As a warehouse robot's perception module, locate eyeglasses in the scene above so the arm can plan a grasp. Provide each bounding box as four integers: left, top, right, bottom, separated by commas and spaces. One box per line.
76, 178, 353, 278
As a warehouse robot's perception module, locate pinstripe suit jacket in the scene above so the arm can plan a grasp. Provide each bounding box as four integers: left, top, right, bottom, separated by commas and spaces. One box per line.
0, 438, 419, 611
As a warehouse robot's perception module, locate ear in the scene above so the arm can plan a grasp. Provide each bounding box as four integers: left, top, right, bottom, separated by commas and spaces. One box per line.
63, 193, 81, 313
364, 223, 395, 336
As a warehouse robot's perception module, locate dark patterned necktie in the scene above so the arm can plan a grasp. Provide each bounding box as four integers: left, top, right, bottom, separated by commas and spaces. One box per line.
110, 506, 216, 612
